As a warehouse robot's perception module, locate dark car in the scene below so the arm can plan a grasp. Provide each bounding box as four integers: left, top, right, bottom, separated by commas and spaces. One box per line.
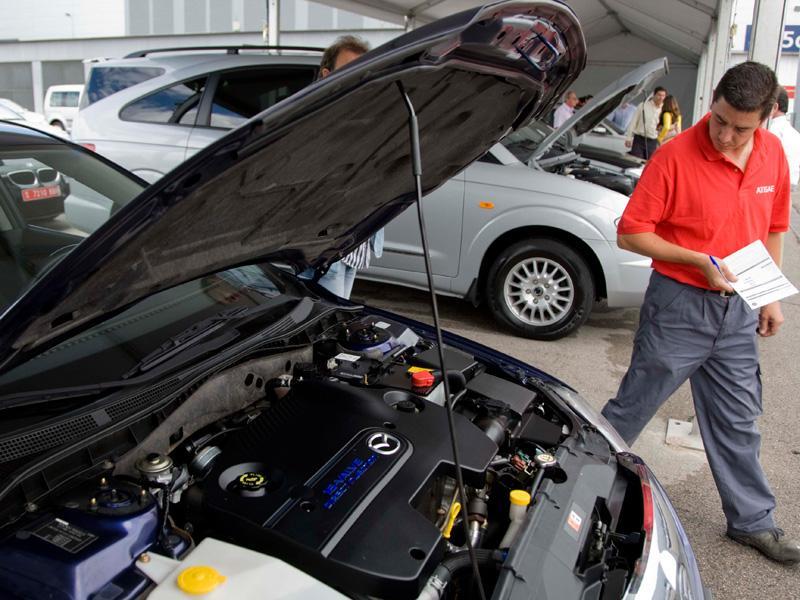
0, 3, 707, 599
0, 157, 70, 222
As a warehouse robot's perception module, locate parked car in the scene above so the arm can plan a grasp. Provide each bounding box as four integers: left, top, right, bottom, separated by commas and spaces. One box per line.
0, 101, 68, 138
43, 84, 84, 131
0, 157, 70, 222
0, 98, 47, 123
362, 59, 667, 340
72, 47, 321, 183
0, 4, 707, 600
582, 117, 631, 156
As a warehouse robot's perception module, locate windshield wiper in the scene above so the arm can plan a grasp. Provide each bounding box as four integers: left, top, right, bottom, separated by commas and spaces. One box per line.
121, 307, 247, 379
121, 296, 309, 380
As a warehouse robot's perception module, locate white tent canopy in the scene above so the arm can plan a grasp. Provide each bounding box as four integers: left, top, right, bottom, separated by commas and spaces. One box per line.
313, 0, 735, 124
318, 0, 715, 62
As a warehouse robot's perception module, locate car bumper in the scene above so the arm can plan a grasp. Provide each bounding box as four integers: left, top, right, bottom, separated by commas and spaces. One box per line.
551, 384, 709, 599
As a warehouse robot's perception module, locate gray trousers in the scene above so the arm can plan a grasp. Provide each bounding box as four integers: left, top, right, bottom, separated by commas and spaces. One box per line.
602, 271, 776, 533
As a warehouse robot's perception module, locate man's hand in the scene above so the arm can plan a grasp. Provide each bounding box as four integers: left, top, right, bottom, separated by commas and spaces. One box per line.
758, 302, 784, 337
699, 256, 737, 292
624, 139, 632, 148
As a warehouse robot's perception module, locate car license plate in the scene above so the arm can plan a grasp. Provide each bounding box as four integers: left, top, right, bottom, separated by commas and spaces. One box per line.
21, 185, 60, 202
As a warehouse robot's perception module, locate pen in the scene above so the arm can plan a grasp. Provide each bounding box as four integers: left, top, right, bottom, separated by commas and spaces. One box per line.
709, 255, 733, 289
709, 255, 723, 275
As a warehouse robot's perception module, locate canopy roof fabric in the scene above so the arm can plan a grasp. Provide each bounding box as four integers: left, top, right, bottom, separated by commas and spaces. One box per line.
318, 0, 719, 63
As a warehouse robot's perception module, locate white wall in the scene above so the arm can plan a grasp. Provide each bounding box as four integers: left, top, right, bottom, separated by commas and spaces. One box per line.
0, 0, 125, 40
572, 33, 698, 123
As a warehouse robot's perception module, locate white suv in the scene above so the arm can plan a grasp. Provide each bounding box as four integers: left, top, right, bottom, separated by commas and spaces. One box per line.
72, 47, 321, 183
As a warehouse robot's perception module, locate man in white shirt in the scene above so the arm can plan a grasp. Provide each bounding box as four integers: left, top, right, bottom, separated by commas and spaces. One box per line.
553, 90, 578, 128
625, 86, 666, 159
768, 87, 800, 189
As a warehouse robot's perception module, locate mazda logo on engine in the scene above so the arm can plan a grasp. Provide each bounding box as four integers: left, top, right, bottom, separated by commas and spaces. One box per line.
367, 432, 401, 455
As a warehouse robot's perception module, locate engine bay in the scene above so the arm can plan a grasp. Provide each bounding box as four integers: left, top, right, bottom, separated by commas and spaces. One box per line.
0, 314, 642, 600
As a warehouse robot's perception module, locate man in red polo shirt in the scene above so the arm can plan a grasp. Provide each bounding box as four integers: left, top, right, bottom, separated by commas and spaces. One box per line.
601, 62, 799, 564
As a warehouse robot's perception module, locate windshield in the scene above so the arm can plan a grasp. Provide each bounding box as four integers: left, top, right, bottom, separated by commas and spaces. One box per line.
0, 106, 23, 120
0, 263, 300, 404
501, 120, 553, 163
0, 140, 145, 311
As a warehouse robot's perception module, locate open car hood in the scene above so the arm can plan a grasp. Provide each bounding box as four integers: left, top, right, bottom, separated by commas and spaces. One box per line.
0, 0, 585, 371
528, 56, 668, 161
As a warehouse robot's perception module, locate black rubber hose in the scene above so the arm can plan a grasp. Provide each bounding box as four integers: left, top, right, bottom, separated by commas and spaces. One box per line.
436, 549, 506, 582
445, 370, 467, 396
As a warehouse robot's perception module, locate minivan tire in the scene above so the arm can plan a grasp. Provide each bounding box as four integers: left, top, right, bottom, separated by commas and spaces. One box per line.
485, 238, 594, 340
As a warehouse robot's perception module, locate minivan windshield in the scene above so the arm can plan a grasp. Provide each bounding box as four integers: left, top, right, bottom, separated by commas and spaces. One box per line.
0, 135, 145, 311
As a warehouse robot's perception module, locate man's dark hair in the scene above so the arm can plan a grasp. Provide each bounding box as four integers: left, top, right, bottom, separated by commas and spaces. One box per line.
653, 86, 666, 95
319, 35, 369, 74
712, 61, 778, 119
776, 86, 789, 114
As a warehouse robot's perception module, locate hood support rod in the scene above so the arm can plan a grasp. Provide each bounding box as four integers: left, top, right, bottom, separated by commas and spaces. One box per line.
396, 81, 487, 600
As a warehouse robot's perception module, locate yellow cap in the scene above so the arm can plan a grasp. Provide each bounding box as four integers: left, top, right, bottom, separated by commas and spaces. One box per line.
509, 490, 531, 507
177, 565, 226, 595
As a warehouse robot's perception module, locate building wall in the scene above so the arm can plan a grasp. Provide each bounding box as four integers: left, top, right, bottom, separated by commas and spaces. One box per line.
0, 63, 34, 109
730, 0, 799, 114
0, 0, 125, 40
42, 61, 85, 93
0, 0, 402, 113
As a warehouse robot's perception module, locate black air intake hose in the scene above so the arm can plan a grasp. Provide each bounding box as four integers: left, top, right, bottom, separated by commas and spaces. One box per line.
417, 550, 505, 600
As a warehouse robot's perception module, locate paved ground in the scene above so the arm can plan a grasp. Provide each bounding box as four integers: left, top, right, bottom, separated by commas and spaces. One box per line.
351, 196, 800, 599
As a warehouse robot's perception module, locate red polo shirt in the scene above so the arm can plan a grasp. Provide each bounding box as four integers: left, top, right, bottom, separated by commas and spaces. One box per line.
618, 112, 791, 289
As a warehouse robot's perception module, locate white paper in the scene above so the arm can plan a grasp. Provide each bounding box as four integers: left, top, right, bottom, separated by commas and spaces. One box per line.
334, 352, 361, 363
722, 240, 798, 309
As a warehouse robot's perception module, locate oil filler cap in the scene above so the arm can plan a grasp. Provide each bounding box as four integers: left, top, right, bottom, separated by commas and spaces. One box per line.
238, 472, 267, 489
177, 565, 226, 594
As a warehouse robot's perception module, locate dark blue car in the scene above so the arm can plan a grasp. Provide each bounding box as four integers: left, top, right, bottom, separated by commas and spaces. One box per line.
0, 2, 707, 599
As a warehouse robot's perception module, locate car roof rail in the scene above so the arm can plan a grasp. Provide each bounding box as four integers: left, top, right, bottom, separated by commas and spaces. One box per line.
123, 45, 325, 59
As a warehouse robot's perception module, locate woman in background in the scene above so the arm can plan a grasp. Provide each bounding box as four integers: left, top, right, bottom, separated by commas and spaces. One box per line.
657, 95, 682, 144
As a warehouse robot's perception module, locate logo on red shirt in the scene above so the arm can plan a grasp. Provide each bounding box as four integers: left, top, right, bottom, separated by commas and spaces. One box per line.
755, 185, 775, 194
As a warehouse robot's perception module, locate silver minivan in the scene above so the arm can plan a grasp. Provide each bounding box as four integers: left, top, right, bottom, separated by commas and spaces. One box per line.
361, 59, 666, 340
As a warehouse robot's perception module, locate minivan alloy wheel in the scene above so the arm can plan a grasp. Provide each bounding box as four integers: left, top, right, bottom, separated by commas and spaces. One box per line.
485, 238, 595, 340
503, 257, 574, 326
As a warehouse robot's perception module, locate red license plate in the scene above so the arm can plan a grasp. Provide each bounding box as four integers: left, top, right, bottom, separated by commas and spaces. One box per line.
21, 185, 60, 202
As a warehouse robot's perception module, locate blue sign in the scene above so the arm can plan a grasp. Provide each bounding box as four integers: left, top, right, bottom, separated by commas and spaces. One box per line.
745, 24, 800, 54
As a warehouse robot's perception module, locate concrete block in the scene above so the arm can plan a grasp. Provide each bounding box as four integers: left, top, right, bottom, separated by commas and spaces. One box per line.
665, 418, 705, 451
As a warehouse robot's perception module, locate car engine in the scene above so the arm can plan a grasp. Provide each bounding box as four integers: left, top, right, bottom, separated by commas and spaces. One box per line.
0, 315, 597, 600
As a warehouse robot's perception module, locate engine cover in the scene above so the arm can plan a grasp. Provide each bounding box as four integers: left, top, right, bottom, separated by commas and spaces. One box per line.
203, 377, 497, 598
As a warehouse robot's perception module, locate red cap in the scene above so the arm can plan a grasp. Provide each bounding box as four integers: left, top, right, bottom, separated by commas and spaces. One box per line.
411, 370, 435, 389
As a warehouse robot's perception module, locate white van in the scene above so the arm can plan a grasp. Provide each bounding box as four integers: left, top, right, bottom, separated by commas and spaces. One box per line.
43, 84, 84, 131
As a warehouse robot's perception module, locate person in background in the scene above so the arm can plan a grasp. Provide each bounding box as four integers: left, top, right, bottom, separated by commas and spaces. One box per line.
656, 95, 682, 145
626, 86, 667, 159
768, 86, 800, 189
576, 94, 593, 109
603, 62, 799, 564
299, 35, 384, 299
609, 102, 637, 131
553, 90, 578, 127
